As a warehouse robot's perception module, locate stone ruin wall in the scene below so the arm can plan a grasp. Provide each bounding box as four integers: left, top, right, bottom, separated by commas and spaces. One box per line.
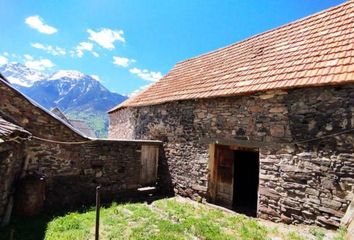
109, 84, 354, 228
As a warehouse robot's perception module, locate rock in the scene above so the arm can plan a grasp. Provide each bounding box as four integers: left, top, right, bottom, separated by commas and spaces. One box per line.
95, 171, 103, 178
197, 112, 205, 118
305, 188, 320, 196
259, 188, 281, 201
321, 199, 342, 210
259, 93, 275, 99
321, 177, 338, 190
270, 125, 285, 137
316, 216, 340, 228
269, 107, 288, 113
259, 206, 280, 217
319, 207, 344, 218
281, 214, 292, 224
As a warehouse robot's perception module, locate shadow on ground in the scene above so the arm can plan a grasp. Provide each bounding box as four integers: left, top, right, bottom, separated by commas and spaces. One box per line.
0, 191, 172, 240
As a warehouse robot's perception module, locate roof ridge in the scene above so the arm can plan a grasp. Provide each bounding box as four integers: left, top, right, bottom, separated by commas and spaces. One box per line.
175, 0, 351, 66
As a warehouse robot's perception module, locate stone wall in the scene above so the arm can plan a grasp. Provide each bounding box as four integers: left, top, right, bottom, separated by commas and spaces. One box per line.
0, 141, 26, 225
109, 108, 135, 139
25, 139, 161, 210
109, 84, 354, 228
0, 80, 84, 142
0, 79, 162, 215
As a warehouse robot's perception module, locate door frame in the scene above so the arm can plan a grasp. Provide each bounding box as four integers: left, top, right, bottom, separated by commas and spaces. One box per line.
207, 143, 260, 216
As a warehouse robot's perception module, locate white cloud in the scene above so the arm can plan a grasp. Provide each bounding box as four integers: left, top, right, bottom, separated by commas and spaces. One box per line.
129, 67, 163, 82
74, 42, 99, 58
90, 75, 100, 81
25, 15, 57, 34
24, 54, 34, 60
76, 42, 92, 57
3, 52, 9, 57
24, 58, 55, 71
0, 55, 8, 65
87, 28, 125, 49
113, 56, 136, 68
31, 43, 66, 56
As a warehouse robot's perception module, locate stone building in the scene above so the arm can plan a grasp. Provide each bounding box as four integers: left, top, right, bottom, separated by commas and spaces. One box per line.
108, 1, 354, 228
0, 116, 31, 226
0, 75, 161, 224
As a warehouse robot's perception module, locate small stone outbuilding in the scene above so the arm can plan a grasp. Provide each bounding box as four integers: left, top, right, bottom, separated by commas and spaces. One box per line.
108, 1, 354, 228
0, 74, 161, 224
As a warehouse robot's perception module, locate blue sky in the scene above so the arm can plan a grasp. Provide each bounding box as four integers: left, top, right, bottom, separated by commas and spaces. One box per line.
0, 0, 346, 95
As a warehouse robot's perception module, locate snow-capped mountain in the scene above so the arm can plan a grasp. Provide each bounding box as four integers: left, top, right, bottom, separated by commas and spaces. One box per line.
18, 71, 126, 112
48, 70, 86, 81
0, 63, 127, 137
0, 63, 48, 87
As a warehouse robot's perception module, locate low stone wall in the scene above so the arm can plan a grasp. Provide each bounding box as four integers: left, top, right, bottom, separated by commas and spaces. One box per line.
109, 84, 354, 228
24, 139, 161, 210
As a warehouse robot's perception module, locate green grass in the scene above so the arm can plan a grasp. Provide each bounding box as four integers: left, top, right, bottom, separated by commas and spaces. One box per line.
310, 227, 326, 240
333, 227, 347, 240
0, 198, 348, 240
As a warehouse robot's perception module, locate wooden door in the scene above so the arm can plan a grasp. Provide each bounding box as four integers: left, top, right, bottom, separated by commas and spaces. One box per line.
216, 145, 234, 208
208, 145, 234, 209
140, 145, 159, 186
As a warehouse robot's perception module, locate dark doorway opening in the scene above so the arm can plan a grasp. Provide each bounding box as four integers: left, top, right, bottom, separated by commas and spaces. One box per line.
232, 150, 259, 217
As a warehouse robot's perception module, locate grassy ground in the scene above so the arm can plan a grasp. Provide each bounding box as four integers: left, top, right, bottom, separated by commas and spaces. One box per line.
0, 197, 347, 240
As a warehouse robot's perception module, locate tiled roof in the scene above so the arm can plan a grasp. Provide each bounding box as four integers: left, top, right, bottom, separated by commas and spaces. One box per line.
51, 107, 72, 125
110, 1, 354, 112
69, 119, 96, 138
0, 116, 30, 140
50, 108, 96, 138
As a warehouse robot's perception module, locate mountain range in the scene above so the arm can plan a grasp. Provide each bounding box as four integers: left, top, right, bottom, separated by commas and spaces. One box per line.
0, 63, 127, 137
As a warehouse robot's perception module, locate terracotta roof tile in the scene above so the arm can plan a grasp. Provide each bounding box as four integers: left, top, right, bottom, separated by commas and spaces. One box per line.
109, 1, 354, 112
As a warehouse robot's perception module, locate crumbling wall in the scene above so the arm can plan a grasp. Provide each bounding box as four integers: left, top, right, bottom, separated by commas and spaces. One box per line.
109, 84, 354, 228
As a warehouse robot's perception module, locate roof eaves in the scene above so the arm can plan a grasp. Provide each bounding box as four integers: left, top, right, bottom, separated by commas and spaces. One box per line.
108, 1, 353, 109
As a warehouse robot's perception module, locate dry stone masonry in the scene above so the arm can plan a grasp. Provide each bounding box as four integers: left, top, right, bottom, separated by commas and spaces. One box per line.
109, 84, 354, 228
0, 141, 27, 225
0, 78, 161, 222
